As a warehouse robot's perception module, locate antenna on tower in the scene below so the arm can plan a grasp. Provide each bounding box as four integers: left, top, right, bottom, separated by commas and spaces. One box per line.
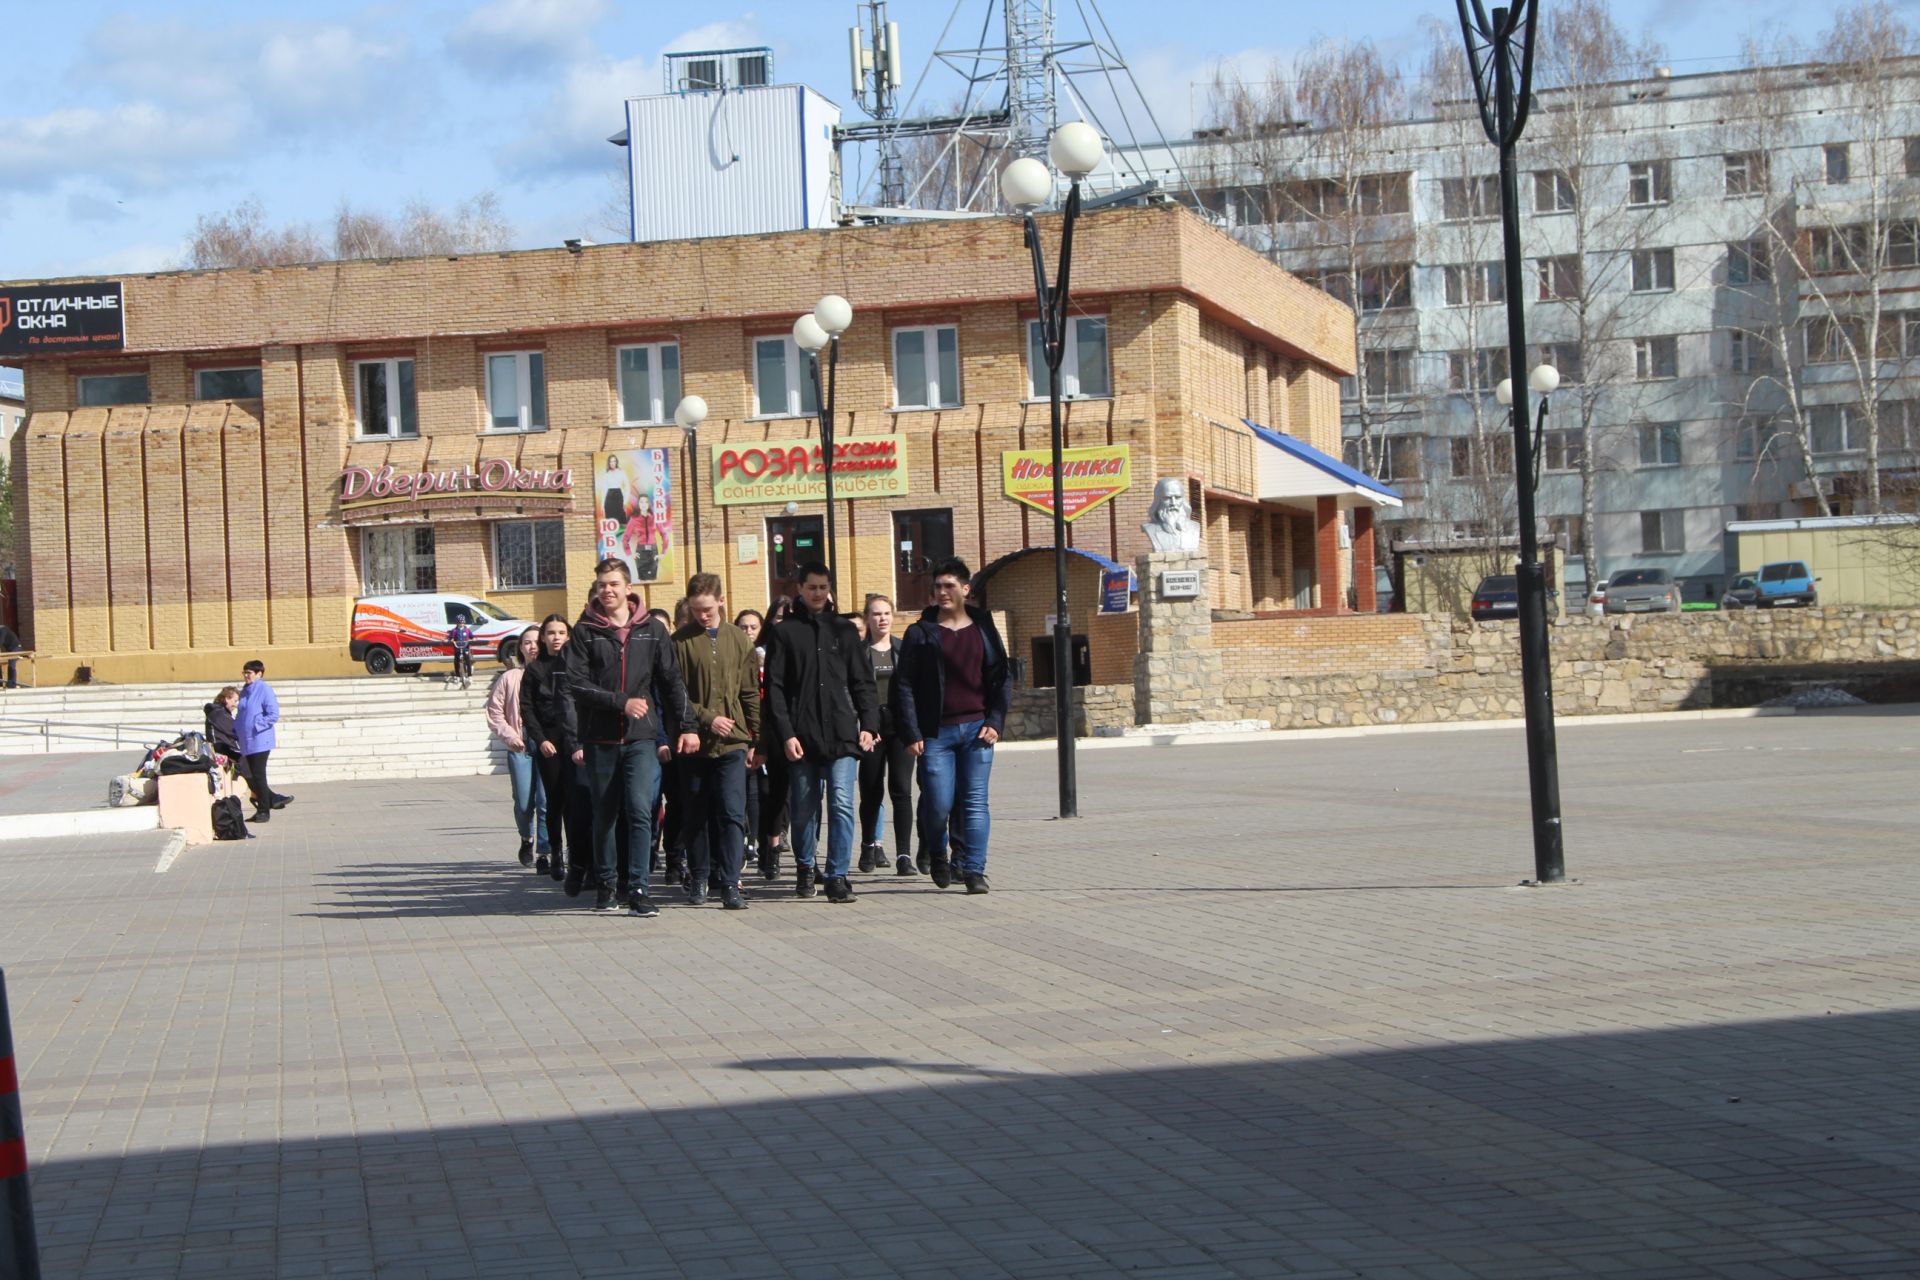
849, 2, 908, 205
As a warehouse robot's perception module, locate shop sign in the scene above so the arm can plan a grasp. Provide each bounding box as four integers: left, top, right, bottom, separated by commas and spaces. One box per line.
711, 434, 909, 506
0, 282, 125, 356
1001, 444, 1131, 521
339, 459, 573, 506
1099, 568, 1134, 614
594, 448, 677, 584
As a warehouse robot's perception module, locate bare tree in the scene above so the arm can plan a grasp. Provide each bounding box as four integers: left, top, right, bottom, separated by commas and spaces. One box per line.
185, 194, 514, 269
183, 199, 327, 269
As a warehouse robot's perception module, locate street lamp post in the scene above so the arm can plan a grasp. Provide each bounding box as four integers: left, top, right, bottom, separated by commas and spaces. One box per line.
1457, 0, 1568, 884
673, 395, 708, 574
794, 295, 854, 593
1000, 120, 1105, 822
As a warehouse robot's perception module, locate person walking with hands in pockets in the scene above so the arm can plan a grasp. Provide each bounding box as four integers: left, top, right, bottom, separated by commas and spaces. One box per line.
671, 573, 761, 911
892, 558, 1009, 894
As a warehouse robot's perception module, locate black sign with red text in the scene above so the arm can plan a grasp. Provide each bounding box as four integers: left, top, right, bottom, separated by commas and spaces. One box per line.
0, 282, 125, 356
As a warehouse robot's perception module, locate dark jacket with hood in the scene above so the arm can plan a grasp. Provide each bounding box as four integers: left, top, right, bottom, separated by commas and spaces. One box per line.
519, 650, 574, 755
561, 592, 696, 748
764, 599, 879, 761
891, 603, 1011, 742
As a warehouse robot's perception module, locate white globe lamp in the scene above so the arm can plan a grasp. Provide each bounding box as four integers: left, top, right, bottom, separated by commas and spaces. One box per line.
1049, 121, 1105, 178
1000, 156, 1054, 211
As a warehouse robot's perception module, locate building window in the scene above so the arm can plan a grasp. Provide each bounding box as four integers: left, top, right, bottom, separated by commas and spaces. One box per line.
1355, 266, 1412, 312
363, 526, 437, 594
485, 351, 547, 431
892, 325, 962, 409
1535, 343, 1582, 384
1809, 225, 1868, 275
1641, 509, 1684, 553
1634, 336, 1679, 380
1804, 315, 1862, 364
493, 520, 566, 589
1889, 221, 1920, 268
1810, 405, 1868, 455
1907, 137, 1920, 177
1532, 169, 1576, 213
1536, 255, 1581, 301
753, 336, 820, 417
1446, 348, 1509, 392
1824, 142, 1850, 184
1439, 174, 1499, 221
1359, 347, 1414, 399
1638, 422, 1682, 467
355, 358, 418, 437
194, 366, 262, 399
1381, 434, 1423, 481
1630, 248, 1675, 293
1543, 514, 1584, 550
1727, 328, 1772, 373
1724, 152, 1766, 196
1733, 416, 1770, 462
1028, 316, 1110, 400
1441, 262, 1505, 306
616, 342, 681, 425
76, 373, 149, 406
1448, 435, 1514, 478
1541, 429, 1585, 472
1626, 160, 1671, 206
1727, 240, 1771, 286
1354, 173, 1411, 215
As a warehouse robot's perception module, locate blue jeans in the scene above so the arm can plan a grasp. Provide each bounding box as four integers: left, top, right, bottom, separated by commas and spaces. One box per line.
788, 754, 859, 878
505, 749, 549, 852
586, 742, 661, 895
917, 720, 994, 875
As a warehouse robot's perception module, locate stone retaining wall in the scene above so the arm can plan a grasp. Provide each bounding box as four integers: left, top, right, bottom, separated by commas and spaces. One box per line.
1004, 684, 1135, 739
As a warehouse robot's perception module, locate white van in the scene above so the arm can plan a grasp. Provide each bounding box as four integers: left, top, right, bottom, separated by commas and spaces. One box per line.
350, 594, 530, 675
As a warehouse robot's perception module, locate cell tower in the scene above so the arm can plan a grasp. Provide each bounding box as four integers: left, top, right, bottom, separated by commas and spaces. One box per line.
1001, 0, 1056, 161
849, 2, 908, 206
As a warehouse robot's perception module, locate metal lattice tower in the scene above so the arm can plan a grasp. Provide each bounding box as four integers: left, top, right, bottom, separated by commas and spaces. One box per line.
1002, 0, 1058, 160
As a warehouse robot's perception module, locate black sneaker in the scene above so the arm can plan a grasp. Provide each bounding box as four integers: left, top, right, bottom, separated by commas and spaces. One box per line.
896, 855, 916, 877
721, 885, 748, 910
518, 839, 534, 867
965, 873, 990, 895
549, 859, 566, 883
615, 883, 631, 907
629, 895, 660, 918
270, 794, 293, 810
929, 856, 952, 890
857, 844, 875, 873
825, 875, 856, 904
915, 845, 930, 876
564, 868, 586, 897
594, 887, 616, 912
796, 865, 817, 898
760, 849, 779, 881
686, 883, 708, 906
250, 809, 271, 824
534, 855, 550, 874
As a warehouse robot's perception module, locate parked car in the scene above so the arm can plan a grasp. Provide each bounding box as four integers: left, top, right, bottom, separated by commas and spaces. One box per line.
1586, 578, 1609, 617
1754, 560, 1820, 608
1603, 567, 1682, 614
350, 593, 529, 675
1721, 573, 1760, 610
1470, 574, 1520, 620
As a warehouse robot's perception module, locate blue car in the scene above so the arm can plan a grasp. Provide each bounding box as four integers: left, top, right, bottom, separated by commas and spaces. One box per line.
1754, 560, 1819, 608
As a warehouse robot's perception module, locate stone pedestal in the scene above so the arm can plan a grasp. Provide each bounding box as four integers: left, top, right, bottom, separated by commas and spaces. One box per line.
1133, 551, 1227, 726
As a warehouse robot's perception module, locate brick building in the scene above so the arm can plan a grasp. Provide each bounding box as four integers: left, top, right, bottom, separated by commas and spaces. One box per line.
5, 204, 1395, 686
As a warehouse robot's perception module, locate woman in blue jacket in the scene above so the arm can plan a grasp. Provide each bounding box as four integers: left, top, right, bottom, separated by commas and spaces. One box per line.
234, 659, 289, 822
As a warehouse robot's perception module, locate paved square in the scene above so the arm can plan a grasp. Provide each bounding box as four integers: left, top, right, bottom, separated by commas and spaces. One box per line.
5, 710, 1919, 1278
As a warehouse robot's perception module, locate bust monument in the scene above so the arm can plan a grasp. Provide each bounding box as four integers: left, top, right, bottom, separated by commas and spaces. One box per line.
1142, 477, 1201, 553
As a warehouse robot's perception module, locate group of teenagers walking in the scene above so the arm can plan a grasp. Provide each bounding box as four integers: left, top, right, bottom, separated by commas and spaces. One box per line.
483, 554, 1010, 917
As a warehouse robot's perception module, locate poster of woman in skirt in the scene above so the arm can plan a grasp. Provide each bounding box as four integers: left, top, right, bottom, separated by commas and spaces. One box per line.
593, 448, 675, 583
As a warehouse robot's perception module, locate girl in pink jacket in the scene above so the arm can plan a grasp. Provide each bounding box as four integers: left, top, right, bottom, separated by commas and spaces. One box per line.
486, 627, 551, 869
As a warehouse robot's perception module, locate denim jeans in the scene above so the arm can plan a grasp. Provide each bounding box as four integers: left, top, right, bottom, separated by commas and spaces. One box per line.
586, 741, 661, 896
787, 754, 859, 879
916, 720, 994, 875
505, 748, 549, 852
685, 751, 748, 888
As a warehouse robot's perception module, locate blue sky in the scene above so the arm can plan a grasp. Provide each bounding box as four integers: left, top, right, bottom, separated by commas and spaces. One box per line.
0, 0, 1833, 285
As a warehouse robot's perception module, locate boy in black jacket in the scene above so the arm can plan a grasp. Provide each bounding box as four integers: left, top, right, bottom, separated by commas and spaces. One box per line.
763, 562, 878, 903
562, 559, 700, 917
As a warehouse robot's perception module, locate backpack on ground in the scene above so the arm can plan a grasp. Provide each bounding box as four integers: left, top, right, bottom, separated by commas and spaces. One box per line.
211, 796, 248, 841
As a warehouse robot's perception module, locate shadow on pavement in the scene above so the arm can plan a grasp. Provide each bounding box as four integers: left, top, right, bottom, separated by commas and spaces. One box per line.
28, 1009, 1920, 1278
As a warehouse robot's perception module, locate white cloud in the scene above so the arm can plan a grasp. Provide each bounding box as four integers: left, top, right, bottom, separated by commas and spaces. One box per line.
447, 0, 611, 78
256, 26, 416, 125
0, 102, 250, 192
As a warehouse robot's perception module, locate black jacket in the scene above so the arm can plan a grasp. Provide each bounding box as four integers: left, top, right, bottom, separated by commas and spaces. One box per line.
892, 604, 1011, 742
203, 701, 242, 757
764, 600, 879, 760
561, 596, 696, 747
519, 651, 574, 754
864, 636, 904, 735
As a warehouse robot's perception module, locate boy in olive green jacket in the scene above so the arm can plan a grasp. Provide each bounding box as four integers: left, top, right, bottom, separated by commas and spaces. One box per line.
671, 573, 762, 909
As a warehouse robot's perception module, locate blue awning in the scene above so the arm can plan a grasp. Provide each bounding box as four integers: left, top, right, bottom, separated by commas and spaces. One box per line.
1243, 419, 1402, 509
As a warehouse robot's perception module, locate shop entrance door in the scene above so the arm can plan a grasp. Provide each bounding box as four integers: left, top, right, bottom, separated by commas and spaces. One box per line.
765, 515, 825, 606
892, 508, 954, 613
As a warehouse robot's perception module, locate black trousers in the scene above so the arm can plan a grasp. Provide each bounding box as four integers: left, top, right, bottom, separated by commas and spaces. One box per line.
535, 750, 592, 870
241, 750, 272, 813
859, 734, 914, 854
685, 751, 748, 889
759, 752, 791, 850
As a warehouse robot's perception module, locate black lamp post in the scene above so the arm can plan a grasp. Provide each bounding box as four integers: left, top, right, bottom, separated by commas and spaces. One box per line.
1456, 0, 1568, 884
674, 395, 708, 574
1000, 121, 1106, 822
796, 295, 854, 595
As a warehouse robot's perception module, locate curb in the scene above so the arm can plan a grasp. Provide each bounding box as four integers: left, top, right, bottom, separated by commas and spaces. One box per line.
0, 808, 160, 842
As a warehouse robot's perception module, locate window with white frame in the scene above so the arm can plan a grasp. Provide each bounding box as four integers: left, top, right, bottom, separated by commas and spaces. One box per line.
1634, 336, 1679, 380
1727, 328, 1771, 373
1727, 240, 1771, 286
1438, 175, 1499, 221
1824, 143, 1850, 184
485, 351, 547, 431
1358, 347, 1414, 400
76, 373, 149, 406
616, 342, 681, 424
493, 520, 566, 589
1810, 404, 1869, 454
194, 366, 262, 399
1641, 509, 1684, 553
1536, 255, 1581, 300
1027, 316, 1110, 400
1733, 416, 1770, 462
892, 325, 961, 409
1441, 262, 1505, 307
1631, 248, 1675, 293
1626, 160, 1671, 206
1532, 169, 1576, 213
363, 526, 437, 594
1535, 343, 1582, 384
1446, 348, 1508, 392
355, 358, 418, 437
1723, 152, 1766, 196
1541, 429, 1585, 471
1638, 422, 1682, 467
753, 336, 820, 418
1380, 434, 1423, 481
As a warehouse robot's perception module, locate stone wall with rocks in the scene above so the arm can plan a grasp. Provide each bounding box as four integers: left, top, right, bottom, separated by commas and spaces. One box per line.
1004, 684, 1135, 739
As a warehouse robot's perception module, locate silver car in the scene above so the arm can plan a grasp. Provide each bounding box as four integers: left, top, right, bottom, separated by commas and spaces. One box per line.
1604, 567, 1682, 614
